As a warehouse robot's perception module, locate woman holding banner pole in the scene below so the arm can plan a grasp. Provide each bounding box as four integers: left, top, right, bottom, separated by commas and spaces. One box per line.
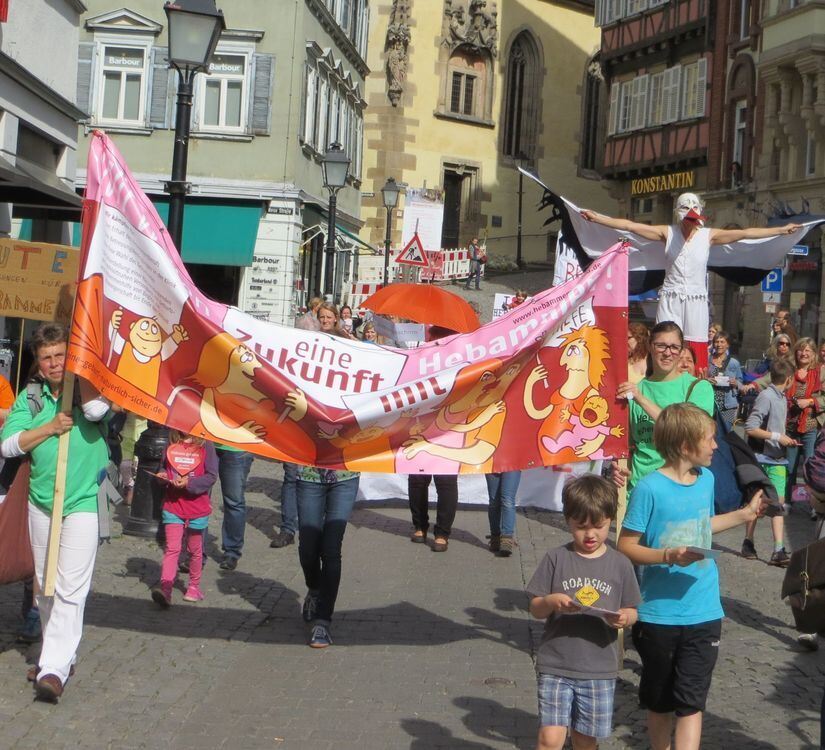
1, 323, 110, 702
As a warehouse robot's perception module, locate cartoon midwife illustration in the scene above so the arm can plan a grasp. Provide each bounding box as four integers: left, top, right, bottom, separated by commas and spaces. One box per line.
523, 324, 624, 464
398, 359, 524, 472
169, 332, 315, 463
109, 308, 188, 397
401, 361, 523, 472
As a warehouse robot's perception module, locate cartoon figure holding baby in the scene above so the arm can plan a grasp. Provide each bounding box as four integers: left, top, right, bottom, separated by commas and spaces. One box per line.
523, 324, 624, 464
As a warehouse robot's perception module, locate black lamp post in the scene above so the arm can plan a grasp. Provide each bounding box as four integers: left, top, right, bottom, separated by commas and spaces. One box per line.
163, 0, 225, 250
125, 0, 224, 539
381, 177, 400, 286
321, 142, 351, 302
516, 152, 527, 269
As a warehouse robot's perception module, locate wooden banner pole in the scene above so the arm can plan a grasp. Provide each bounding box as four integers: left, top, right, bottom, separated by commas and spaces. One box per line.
616, 457, 629, 669
43, 371, 76, 596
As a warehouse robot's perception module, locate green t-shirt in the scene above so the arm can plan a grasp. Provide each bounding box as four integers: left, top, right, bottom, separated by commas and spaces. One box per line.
1, 384, 109, 515
629, 373, 714, 489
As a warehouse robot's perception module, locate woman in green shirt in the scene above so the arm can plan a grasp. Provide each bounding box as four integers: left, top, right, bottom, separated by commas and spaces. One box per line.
1, 323, 109, 702
616, 321, 714, 490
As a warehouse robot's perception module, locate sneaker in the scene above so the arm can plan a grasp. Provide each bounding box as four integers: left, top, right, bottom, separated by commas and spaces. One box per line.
17, 608, 42, 644
302, 590, 319, 623
309, 623, 332, 648
740, 538, 757, 560
798, 633, 820, 651
488, 535, 500, 553
269, 531, 295, 548
496, 536, 514, 558
183, 586, 204, 602
151, 584, 172, 609
219, 555, 238, 571
769, 548, 790, 567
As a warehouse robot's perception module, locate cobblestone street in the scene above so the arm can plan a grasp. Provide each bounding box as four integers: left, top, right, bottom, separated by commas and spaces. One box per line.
1, 457, 823, 749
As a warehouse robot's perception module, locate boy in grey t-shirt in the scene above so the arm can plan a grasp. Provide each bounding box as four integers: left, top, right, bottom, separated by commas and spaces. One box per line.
527, 474, 640, 750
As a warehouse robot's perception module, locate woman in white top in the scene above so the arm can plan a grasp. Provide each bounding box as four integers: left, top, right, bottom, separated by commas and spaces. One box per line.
581, 192, 800, 370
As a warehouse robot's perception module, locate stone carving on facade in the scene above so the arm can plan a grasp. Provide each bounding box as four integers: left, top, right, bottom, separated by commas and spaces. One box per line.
385, 0, 411, 107
443, 0, 498, 57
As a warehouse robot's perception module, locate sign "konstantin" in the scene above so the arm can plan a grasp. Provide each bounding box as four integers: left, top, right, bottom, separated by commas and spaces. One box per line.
630, 170, 695, 196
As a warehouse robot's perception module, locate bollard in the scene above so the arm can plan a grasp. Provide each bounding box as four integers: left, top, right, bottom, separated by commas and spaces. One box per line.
123, 422, 169, 538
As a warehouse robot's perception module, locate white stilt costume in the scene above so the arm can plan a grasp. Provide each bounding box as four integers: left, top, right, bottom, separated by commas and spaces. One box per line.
656, 225, 711, 344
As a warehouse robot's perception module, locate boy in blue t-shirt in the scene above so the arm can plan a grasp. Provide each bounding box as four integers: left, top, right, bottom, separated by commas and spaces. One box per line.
619, 402, 766, 750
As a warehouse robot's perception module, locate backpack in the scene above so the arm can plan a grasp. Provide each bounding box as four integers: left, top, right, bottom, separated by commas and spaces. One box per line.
804, 428, 825, 493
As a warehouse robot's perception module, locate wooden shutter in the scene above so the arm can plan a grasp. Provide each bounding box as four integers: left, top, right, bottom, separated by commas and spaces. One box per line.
76, 42, 96, 120
663, 65, 681, 123
250, 53, 275, 135
148, 46, 170, 129
695, 57, 707, 118
631, 75, 648, 130
647, 72, 662, 126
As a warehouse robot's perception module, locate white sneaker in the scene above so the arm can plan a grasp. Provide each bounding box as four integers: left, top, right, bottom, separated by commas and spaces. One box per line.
798, 633, 819, 651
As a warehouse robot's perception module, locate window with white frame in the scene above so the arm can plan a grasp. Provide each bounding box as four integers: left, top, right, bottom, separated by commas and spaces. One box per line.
595, 0, 668, 26
196, 53, 248, 132
662, 65, 682, 123
681, 58, 707, 120
647, 71, 664, 126
98, 45, 148, 124
630, 75, 649, 130
732, 100, 747, 168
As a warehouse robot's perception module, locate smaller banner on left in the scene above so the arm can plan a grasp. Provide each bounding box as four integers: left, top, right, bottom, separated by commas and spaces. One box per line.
0, 238, 78, 322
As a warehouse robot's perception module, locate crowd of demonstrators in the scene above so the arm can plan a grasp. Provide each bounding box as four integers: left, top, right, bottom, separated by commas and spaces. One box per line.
1, 323, 110, 702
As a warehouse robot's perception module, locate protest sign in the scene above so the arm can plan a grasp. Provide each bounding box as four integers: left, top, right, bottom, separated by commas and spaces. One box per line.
68, 132, 629, 473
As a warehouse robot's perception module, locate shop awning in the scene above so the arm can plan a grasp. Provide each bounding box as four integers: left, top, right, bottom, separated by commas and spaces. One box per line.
152, 200, 263, 266
0, 156, 83, 218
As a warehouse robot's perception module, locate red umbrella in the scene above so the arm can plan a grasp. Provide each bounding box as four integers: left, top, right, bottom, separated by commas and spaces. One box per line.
361, 283, 481, 333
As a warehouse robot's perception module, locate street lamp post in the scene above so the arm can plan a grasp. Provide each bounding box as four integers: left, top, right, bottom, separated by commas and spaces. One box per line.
321, 142, 350, 303
516, 153, 527, 269
381, 177, 400, 286
125, 0, 225, 539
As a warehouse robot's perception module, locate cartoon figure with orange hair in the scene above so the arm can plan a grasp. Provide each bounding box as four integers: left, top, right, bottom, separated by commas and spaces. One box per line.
109, 308, 188, 397
523, 324, 623, 464
169, 331, 315, 463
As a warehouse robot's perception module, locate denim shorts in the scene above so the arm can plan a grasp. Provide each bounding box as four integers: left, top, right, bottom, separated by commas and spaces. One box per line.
537, 673, 615, 738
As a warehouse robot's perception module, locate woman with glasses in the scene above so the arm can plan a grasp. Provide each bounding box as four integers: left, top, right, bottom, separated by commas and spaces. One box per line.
582, 193, 801, 371
615, 321, 714, 490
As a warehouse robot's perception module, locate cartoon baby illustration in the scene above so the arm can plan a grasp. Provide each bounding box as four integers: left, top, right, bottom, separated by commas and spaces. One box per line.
523, 325, 623, 464
109, 308, 188, 397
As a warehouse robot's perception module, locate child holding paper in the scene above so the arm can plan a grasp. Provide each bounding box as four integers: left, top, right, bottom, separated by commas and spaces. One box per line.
526, 475, 641, 750
619, 403, 766, 750
743, 358, 797, 566
151, 431, 218, 608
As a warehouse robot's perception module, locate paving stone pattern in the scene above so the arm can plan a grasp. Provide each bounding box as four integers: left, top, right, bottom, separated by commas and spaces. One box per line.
1, 444, 824, 748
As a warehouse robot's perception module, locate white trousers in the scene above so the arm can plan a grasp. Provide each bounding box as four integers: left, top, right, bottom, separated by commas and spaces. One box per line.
28, 503, 98, 685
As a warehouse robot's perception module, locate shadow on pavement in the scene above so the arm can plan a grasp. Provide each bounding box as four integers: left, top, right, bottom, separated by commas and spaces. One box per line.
400, 718, 492, 749
453, 695, 535, 750
465, 588, 531, 655
721, 595, 798, 648
349, 506, 490, 550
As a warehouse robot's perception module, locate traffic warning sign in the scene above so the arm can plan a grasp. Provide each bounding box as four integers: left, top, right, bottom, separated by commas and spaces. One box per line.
395, 233, 430, 267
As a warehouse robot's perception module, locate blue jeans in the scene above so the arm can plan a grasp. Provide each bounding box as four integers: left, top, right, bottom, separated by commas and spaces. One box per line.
280, 462, 299, 535
217, 449, 253, 559
485, 471, 521, 537
297, 476, 359, 623
465, 260, 481, 289
787, 428, 817, 491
